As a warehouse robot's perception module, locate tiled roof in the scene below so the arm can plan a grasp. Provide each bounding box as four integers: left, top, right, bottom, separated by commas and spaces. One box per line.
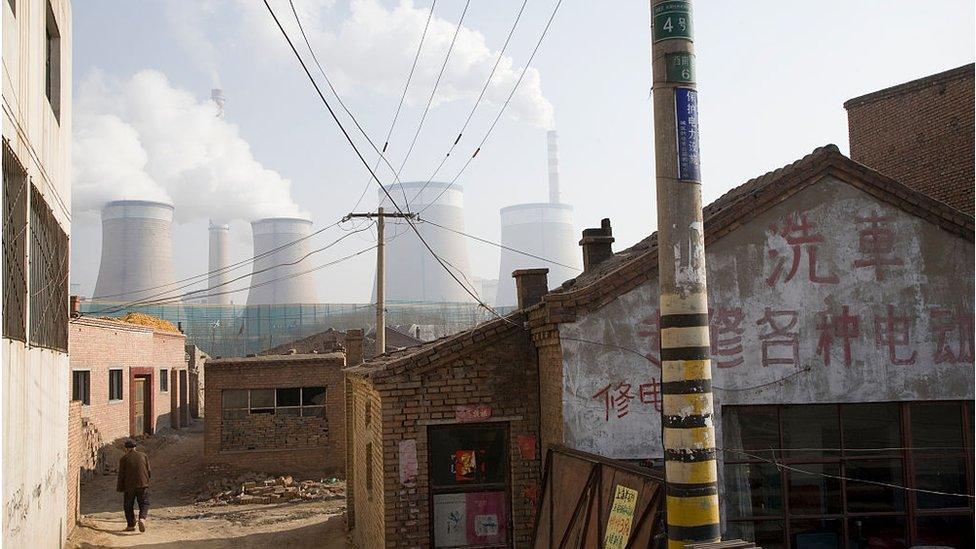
260, 325, 424, 358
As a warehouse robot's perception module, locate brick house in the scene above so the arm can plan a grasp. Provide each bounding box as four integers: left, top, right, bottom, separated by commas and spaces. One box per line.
343, 271, 545, 549
203, 353, 345, 475
845, 64, 974, 214
68, 315, 189, 442
260, 325, 424, 358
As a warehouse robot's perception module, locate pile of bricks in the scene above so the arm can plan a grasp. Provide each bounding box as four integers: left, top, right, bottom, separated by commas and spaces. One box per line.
196, 474, 344, 506
78, 419, 103, 483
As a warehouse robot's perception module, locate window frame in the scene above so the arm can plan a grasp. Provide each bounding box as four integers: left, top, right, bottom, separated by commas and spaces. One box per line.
107, 368, 124, 402
722, 401, 974, 548
159, 369, 169, 392
71, 369, 90, 406
44, 1, 61, 121
220, 386, 327, 418
2, 141, 28, 342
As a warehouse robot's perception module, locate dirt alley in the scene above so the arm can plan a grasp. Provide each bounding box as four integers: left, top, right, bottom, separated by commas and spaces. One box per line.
67, 421, 350, 548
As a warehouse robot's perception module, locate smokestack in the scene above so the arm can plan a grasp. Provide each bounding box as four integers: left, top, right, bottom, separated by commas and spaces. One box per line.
93, 200, 176, 302
208, 221, 231, 305
547, 130, 560, 204
211, 88, 226, 118
245, 217, 319, 306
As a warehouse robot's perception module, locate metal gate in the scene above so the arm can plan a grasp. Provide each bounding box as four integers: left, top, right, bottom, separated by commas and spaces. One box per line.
532, 446, 665, 549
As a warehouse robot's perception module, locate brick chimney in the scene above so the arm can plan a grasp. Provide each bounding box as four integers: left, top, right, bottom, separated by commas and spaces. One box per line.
512, 268, 549, 310
579, 218, 614, 272
345, 329, 364, 366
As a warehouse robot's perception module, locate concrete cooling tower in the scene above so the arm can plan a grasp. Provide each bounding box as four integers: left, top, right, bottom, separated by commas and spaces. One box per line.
208, 222, 231, 305
376, 181, 475, 303
494, 130, 581, 307
93, 200, 177, 302
246, 217, 320, 306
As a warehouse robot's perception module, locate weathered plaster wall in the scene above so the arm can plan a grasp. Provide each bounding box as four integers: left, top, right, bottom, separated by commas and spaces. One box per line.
559, 177, 975, 459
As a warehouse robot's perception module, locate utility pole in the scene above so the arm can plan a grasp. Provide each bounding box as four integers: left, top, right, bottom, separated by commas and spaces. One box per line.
345, 208, 417, 355
649, 1, 720, 548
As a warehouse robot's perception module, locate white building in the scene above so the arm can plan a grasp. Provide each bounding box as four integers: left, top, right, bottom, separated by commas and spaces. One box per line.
2, 0, 73, 546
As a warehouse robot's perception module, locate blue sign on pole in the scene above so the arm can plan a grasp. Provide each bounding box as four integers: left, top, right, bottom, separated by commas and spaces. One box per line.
674, 87, 701, 182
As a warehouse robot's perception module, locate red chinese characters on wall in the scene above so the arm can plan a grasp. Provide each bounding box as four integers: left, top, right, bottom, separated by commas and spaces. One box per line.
636, 310, 662, 368
756, 308, 799, 367
853, 211, 904, 281
874, 305, 917, 366
593, 379, 662, 422
709, 307, 745, 369
766, 211, 839, 286
816, 305, 861, 367
930, 308, 975, 364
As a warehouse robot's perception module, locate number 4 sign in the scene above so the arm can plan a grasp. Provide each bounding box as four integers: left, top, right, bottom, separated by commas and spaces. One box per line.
652, 1, 694, 42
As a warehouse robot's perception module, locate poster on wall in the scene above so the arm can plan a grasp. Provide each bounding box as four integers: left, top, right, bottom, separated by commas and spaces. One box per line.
453, 449, 478, 481
603, 485, 638, 549
433, 491, 508, 547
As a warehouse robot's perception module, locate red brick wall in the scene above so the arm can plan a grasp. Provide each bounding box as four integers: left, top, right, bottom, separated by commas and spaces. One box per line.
68, 318, 187, 441
346, 376, 385, 548
66, 400, 82, 537
846, 64, 974, 214
358, 327, 542, 548
203, 354, 345, 476
533, 327, 564, 456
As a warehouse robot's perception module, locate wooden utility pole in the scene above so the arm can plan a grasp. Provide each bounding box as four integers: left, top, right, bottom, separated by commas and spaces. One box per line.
649, 1, 721, 547
345, 208, 417, 355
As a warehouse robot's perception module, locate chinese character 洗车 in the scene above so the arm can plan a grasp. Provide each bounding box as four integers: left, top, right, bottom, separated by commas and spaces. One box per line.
853, 211, 904, 281
766, 211, 838, 286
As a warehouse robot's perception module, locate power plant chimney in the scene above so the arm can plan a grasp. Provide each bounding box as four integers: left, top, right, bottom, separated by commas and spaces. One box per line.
208, 221, 231, 305
92, 200, 176, 303
245, 217, 319, 306
547, 130, 561, 204
211, 88, 226, 118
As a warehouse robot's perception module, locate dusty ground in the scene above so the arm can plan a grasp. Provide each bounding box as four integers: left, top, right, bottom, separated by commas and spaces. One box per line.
67, 421, 351, 549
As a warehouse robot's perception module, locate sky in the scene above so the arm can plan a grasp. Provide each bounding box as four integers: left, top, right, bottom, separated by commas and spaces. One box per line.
69, 0, 976, 303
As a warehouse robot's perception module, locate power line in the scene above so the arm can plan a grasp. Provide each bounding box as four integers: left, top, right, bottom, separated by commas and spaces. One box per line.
88, 223, 373, 314
416, 0, 564, 216
406, 0, 529, 208
419, 217, 581, 271
394, 0, 472, 184
89, 219, 344, 302
264, 0, 516, 328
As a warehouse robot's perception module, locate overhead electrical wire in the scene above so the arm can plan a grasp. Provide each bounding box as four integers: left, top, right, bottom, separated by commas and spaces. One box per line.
406, 0, 529, 209
394, 0, 472, 187
416, 0, 564, 216
263, 0, 516, 325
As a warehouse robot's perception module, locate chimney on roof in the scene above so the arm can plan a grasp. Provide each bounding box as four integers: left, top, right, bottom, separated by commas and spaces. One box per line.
579, 218, 614, 272
346, 329, 364, 366
512, 268, 549, 310
69, 295, 81, 317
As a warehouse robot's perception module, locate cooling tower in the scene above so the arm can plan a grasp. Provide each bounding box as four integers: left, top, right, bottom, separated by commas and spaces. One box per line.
376, 181, 475, 303
494, 203, 579, 307
494, 130, 581, 307
208, 221, 231, 305
93, 200, 177, 303
245, 217, 319, 306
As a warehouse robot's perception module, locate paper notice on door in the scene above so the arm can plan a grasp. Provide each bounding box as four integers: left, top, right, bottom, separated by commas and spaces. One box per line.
603, 485, 638, 549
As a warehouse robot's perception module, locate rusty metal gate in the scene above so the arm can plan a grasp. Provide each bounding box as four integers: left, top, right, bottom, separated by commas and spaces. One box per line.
532, 446, 665, 549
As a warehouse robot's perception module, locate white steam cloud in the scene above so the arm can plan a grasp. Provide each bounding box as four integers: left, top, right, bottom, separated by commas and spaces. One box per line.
72, 70, 302, 222
240, 0, 554, 128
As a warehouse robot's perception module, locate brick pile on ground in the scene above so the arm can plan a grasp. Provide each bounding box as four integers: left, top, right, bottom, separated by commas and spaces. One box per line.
79, 418, 103, 484
195, 472, 344, 506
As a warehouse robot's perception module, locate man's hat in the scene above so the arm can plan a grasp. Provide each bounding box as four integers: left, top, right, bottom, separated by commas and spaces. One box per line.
124, 439, 137, 448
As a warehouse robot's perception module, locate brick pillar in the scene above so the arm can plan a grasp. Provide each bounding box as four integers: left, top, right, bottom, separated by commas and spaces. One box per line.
511, 268, 549, 310
346, 329, 364, 366
579, 218, 615, 272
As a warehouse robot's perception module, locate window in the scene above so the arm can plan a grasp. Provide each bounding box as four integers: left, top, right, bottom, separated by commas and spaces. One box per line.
45, 2, 61, 120
28, 184, 68, 350
2, 141, 27, 341
71, 370, 90, 406
108, 369, 123, 401
364, 399, 372, 427
722, 402, 974, 549
160, 369, 169, 392
365, 442, 373, 493
220, 387, 327, 418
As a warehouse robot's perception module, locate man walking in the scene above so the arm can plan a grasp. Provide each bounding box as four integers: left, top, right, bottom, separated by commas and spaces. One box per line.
116, 439, 151, 532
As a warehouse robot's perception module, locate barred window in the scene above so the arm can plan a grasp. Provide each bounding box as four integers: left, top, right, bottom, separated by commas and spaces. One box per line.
28, 184, 68, 351
2, 141, 28, 341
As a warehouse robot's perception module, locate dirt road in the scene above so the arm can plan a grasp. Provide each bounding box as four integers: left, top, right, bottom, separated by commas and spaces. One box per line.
67, 422, 350, 549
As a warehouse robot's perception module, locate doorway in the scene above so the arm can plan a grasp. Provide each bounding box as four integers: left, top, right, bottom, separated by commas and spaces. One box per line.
133, 376, 151, 435
179, 370, 189, 427
428, 422, 512, 548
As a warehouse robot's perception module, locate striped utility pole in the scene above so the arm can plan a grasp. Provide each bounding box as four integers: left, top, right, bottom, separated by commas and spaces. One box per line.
649, 1, 721, 547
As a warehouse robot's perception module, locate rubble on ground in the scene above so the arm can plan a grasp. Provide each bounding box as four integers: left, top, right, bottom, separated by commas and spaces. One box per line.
195, 472, 344, 506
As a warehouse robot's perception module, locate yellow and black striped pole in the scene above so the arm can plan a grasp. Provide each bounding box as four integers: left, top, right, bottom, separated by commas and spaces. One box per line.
649, 1, 721, 547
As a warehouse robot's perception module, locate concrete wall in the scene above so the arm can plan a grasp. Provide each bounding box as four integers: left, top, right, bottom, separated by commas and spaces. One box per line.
2, 0, 73, 546
558, 177, 975, 459
187, 344, 207, 418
